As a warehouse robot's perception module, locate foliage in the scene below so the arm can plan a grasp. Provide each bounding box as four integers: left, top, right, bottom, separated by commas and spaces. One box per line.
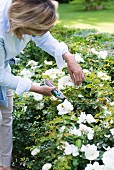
12, 25, 114, 170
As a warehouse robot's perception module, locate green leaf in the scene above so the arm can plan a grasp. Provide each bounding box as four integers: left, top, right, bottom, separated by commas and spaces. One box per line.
75, 139, 82, 148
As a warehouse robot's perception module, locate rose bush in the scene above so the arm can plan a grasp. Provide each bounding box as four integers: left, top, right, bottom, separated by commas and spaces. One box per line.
12, 25, 114, 170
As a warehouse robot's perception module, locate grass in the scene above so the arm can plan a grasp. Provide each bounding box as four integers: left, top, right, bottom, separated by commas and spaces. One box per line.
57, 2, 114, 33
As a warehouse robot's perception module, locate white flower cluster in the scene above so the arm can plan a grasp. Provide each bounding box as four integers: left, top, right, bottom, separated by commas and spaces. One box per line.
78, 112, 96, 124
90, 48, 108, 59
20, 68, 34, 78
64, 143, 79, 157
29, 83, 43, 100
69, 124, 94, 140
42, 68, 64, 80
68, 112, 95, 140
57, 99, 74, 115
81, 144, 99, 160
27, 60, 38, 68
30, 92, 43, 101
98, 71, 111, 81
44, 60, 53, 65
61, 142, 79, 157
58, 75, 74, 90
36, 102, 44, 110
84, 148, 114, 170
29, 88, 44, 110
83, 69, 91, 76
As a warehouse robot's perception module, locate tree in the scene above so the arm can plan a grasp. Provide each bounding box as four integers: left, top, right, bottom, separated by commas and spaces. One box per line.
70, 0, 112, 11
57, 0, 71, 3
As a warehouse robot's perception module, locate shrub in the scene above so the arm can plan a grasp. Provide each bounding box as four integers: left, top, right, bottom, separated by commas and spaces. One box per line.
12, 25, 114, 170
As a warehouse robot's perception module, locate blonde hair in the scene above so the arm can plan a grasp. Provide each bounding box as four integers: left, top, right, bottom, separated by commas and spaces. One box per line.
8, 0, 57, 39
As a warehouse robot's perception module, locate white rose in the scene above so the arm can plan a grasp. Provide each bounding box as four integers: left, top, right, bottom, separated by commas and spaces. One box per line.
27, 60, 38, 67
83, 69, 91, 75
110, 128, 114, 136
71, 144, 79, 156
109, 102, 114, 106
102, 148, 114, 169
85, 149, 99, 160
42, 163, 52, 170
85, 162, 104, 170
90, 48, 99, 55
23, 106, 27, 112
78, 112, 87, 124
44, 60, 53, 65
64, 144, 73, 155
78, 94, 84, 98
31, 92, 43, 101
87, 127, 94, 140
58, 75, 74, 90
103, 166, 114, 170
57, 99, 73, 115
64, 144, 79, 157
20, 68, 34, 78
98, 71, 111, 81
78, 112, 96, 124
86, 114, 96, 124
42, 68, 64, 79
79, 124, 94, 140
69, 126, 79, 136
36, 102, 44, 110
75, 53, 84, 63
31, 148, 40, 156
81, 144, 99, 160
60, 126, 66, 133
98, 51, 108, 59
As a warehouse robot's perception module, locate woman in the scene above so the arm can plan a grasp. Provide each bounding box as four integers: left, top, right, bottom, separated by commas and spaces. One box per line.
0, 0, 84, 169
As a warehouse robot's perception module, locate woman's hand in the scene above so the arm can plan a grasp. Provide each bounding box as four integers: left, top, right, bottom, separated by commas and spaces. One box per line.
63, 51, 85, 86
30, 83, 56, 96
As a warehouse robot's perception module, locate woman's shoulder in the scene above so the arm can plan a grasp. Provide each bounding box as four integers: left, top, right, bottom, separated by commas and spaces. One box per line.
0, 0, 12, 18
0, 0, 11, 11
0, 0, 12, 37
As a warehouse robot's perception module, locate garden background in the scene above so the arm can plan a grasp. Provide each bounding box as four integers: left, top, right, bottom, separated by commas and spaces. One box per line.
12, 0, 114, 170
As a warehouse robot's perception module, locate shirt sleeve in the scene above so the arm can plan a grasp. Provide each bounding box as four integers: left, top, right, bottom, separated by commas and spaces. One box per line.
32, 31, 68, 70
0, 38, 32, 95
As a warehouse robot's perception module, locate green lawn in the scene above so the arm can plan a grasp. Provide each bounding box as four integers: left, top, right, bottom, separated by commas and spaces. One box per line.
58, 2, 114, 33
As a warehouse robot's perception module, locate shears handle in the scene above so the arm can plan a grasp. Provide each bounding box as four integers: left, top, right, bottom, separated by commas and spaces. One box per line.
41, 79, 66, 100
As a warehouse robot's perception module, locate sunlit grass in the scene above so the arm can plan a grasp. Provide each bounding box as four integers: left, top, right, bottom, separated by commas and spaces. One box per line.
58, 2, 114, 33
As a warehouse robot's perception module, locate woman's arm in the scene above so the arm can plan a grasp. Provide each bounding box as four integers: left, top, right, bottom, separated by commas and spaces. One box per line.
0, 38, 32, 95
32, 32, 68, 70
0, 38, 57, 96
32, 32, 84, 85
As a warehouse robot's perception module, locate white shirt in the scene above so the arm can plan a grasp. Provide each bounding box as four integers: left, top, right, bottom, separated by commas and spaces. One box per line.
0, 0, 68, 95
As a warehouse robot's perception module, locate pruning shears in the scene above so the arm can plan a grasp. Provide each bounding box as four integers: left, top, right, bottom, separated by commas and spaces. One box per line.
41, 79, 66, 101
